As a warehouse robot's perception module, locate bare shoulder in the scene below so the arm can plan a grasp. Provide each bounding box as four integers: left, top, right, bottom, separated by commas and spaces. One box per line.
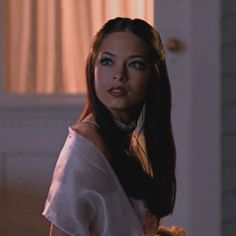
72, 115, 111, 160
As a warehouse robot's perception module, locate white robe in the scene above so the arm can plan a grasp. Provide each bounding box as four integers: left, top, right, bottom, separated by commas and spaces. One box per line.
43, 127, 158, 236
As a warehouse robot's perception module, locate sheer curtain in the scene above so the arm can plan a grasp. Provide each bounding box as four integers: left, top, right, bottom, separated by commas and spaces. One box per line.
3, 0, 153, 93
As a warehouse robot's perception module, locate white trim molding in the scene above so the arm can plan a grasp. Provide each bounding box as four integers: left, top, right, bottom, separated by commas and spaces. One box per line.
155, 1, 222, 236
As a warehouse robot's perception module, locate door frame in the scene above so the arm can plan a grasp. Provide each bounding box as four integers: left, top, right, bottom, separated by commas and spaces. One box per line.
0, 0, 3, 92
155, 1, 221, 236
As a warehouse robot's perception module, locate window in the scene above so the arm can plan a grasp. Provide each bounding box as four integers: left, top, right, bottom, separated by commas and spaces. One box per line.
1, 0, 153, 94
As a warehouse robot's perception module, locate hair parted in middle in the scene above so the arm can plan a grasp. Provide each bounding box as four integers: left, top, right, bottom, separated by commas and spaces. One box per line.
79, 17, 176, 218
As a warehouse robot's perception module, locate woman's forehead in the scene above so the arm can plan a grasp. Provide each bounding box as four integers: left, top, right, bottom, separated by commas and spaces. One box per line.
98, 31, 149, 56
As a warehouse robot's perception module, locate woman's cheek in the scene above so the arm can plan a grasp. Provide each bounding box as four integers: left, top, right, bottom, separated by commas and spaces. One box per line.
94, 67, 109, 86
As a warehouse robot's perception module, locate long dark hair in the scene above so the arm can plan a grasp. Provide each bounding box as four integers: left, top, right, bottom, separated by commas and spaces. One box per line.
79, 17, 176, 218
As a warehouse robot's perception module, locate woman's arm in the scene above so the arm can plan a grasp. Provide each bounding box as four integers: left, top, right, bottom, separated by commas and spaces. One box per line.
157, 226, 186, 236
50, 224, 70, 236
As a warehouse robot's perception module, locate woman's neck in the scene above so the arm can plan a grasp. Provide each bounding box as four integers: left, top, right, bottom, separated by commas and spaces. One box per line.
113, 118, 137, 133
109, 106, 142, 127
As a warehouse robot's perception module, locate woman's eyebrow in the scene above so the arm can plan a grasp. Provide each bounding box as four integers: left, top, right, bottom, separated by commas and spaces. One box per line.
101, 51, 145, 59
101, 51, 116, 57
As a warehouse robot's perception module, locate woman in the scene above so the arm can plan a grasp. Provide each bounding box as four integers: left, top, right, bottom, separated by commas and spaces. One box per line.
43, 17, 185, 236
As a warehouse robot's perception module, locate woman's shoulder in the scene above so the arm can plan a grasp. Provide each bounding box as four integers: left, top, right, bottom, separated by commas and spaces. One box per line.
72, 114, 111, 161
51, 115, 116, 193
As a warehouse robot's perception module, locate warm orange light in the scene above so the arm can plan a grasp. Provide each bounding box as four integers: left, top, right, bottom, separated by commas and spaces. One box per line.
4, 0, 153, 94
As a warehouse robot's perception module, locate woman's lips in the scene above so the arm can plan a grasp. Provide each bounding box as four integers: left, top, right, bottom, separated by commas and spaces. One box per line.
108, 86, 127, 97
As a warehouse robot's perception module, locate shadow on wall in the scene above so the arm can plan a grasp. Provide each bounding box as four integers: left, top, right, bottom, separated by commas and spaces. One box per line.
0, 178, 52, 236
0, 97, 84, 236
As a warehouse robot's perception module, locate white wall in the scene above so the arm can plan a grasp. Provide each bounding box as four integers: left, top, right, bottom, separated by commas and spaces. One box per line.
155, 0, 222, 235
0, 95, 84, 235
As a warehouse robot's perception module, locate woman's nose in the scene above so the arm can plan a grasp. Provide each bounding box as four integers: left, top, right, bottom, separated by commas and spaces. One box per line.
113, 65, 127, 82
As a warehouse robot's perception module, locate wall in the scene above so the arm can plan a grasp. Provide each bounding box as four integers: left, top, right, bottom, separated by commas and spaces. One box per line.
0, 95, 84, 235
222, 0, 236, 235
156, 0, 221, 235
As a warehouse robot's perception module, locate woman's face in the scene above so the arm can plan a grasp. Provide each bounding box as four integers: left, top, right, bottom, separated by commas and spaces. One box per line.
94, 31, 152, 123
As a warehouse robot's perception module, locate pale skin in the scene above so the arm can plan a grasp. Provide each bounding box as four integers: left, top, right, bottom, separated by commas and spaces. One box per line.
94, 31, 152, 124
49, 31, 185, 236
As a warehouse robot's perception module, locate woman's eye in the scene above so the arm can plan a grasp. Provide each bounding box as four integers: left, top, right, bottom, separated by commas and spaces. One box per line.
129, 61, 145, 70
100, 58, 113, 66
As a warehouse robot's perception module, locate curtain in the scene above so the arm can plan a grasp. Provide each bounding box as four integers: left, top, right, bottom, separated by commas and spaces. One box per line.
3, 0, 153, 94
